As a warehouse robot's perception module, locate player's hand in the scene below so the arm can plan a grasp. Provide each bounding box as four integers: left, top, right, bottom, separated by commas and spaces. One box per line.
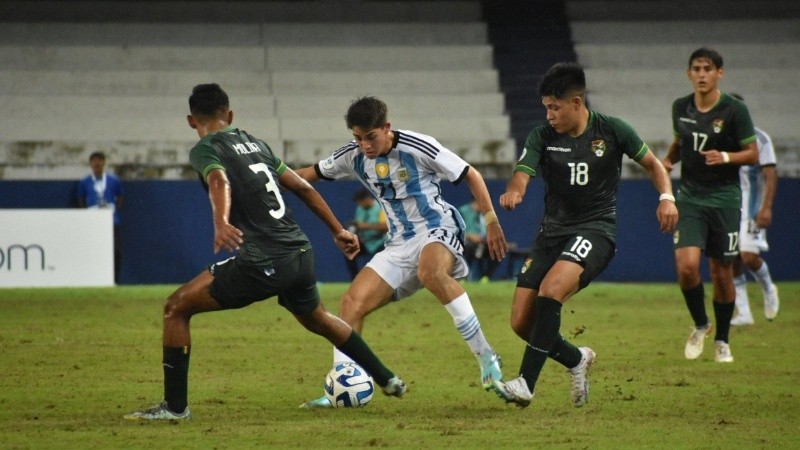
656, 200, 679, 234
213, 222, 244, 253
485, 222, 508, 261
755, 208, 773, 229
700, 150, 726, 165
499, 191, 523, 211
334, 229, 361, 260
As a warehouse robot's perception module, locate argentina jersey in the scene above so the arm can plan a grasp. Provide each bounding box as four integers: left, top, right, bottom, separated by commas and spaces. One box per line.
740, 127, 777, 221
317, 129, 469, 246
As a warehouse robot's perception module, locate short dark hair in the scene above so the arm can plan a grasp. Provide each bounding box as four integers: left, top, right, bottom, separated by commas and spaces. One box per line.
538, 62, 586, 99
89, 151, 105, 161
346, 96, 388, 130
688, 47, 723, 69
189, 83, 229, 119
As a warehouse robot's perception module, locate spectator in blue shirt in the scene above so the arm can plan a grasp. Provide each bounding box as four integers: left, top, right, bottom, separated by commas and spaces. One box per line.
346, 188, 387, 280
77, 151, 124, 283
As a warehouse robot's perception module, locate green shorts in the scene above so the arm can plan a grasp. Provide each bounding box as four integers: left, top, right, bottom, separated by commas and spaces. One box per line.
208, 248, 320, 315
516, 231, 616, 291
674, 201, 740, 262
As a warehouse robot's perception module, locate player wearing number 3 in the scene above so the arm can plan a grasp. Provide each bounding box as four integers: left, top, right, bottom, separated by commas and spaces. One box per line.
663, 48, 758, 363
125, 84, 406, 420
493, 62, 677, 408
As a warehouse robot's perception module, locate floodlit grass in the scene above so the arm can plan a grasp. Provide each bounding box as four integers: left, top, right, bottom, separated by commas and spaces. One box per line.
0, 282, 797, 448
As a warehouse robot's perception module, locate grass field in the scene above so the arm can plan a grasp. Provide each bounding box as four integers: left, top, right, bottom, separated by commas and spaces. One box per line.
1, 282, 797, 449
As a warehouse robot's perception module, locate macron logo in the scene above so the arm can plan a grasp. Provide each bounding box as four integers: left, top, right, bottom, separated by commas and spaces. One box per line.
679, 117, 697, 124
547, 146, 572, 153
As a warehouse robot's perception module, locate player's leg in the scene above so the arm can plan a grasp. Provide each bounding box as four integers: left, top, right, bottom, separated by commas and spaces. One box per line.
706, 207, 741, 362
125, 269, 222, 420
740, 227, 779, 319
417, 235, 501, 389
731, 256, 754, 325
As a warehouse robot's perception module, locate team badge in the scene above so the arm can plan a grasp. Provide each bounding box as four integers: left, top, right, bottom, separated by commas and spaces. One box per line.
375, 163, 390, 179
321, 157, 335, 171
397, 167, 409, 182
713, 119, 724, 133
591, 140, 606, 157
520, 258, 533, 274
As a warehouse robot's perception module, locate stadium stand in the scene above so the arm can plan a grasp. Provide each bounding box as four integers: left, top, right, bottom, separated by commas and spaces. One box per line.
567, 0, 800, 177
0, 1, 515, 179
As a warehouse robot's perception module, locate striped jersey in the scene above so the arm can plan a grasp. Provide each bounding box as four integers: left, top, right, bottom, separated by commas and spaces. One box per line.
315, 129, 468, 247
740, 127, 777, 221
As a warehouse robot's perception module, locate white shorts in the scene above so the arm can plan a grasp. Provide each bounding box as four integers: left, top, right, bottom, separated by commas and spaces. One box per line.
366, 227, 469, 300
739, 219, 769, 254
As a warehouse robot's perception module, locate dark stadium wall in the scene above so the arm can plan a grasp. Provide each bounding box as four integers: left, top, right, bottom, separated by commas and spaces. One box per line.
2, 179, 798, 284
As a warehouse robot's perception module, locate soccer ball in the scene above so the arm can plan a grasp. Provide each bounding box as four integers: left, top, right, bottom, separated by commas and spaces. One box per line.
324, 362, 374, 407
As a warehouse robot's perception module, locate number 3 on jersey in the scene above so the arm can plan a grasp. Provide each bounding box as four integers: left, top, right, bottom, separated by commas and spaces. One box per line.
249, 163, 286, 219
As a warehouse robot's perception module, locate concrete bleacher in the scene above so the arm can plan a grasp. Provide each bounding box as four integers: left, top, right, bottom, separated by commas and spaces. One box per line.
0, 1, 516, 180
567, 1, 800, 177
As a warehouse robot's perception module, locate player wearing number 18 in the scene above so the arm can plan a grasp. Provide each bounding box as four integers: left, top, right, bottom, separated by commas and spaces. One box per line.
493, 62, 678, 408
125, 84, 405, 420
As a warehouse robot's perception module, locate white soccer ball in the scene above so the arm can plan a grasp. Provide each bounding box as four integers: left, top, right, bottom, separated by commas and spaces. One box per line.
324, 362, 374, 407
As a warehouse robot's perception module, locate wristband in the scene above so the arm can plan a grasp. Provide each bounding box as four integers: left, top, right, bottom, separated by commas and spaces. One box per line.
483, 211, 499, 226
721, 152, 730, 163
659, 193, 675, 202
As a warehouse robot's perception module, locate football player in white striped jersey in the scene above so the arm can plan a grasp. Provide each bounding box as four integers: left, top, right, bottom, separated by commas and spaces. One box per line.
729, 94, 780, 325
296, 96, 509, 407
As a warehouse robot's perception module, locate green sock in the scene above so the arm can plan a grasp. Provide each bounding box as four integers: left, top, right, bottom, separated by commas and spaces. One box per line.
518, 297, 562, 392
163, 346, 190, 413
337, 332, 394, 387
682, 283, 708, 327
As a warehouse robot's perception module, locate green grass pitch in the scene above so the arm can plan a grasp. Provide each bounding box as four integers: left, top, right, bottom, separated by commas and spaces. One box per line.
1, 282, 797, 448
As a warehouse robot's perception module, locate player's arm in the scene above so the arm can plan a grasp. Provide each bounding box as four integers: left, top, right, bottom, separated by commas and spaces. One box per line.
637, 151, 678, 233
464, 167, 507, 260
499, 171, 531, 211
206, 168, 243, 253
278, 167, 360, 259
662, 137, 681, 173
756, 165, 777, 228
700, 141, 758, 166
294, 165, 321, 183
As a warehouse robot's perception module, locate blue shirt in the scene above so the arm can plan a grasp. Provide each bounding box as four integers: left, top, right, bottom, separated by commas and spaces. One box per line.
77, 173, 124, 225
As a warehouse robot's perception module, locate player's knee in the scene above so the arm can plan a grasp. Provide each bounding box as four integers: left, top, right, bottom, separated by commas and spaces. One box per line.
740, 252, 761, 269
417, 264, 445, 288
339, 292, 368, 324
163, 292, 189, 320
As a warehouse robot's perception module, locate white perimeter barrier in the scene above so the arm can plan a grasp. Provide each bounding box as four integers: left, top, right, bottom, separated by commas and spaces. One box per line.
0, 209, 113, 287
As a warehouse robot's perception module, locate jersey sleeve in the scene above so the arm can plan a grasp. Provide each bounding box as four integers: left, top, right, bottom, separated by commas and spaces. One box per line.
514, 127, 545, 177
426, 142, 469, 183
317, 143, 358, 180
732, 100, 757, 148
609, 116, 650, 162
189, 141, 225, 181
757, 129, 777, 166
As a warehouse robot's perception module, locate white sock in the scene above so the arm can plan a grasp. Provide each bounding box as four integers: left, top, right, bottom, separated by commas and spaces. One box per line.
333, 347, 354, 365
444, 293, 492, 356
749, 261, 775, 295
733, 274, 752, 318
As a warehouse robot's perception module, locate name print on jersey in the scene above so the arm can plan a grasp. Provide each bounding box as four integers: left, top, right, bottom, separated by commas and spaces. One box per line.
232, 142, 261, 155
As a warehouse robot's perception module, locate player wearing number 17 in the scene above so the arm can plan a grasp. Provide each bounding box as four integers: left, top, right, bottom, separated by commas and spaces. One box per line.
663, 48, 758, 363
493, 62, 678, 408
125, 84, 405, 420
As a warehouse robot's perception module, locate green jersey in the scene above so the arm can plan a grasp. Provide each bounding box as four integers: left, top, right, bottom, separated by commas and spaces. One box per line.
671, 92, 756, 208
189, 126, 310, 266
515, 111, 649, 240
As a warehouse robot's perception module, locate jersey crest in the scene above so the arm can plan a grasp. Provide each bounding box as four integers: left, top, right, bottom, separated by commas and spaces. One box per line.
397, 166, 410, 182
375, 162, 390, 178
591, 140, 606, 157
713, 118, 724, 133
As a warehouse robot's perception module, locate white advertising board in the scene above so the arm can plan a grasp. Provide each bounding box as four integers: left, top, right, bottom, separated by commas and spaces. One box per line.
0, 209, 114, 287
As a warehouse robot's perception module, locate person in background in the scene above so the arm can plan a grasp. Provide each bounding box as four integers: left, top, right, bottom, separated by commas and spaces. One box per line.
662, 48, 758, 363
728, 93, 779, 325
77, 151, 124, 284
346, 188, 387, 280
459, 198, 497, 282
